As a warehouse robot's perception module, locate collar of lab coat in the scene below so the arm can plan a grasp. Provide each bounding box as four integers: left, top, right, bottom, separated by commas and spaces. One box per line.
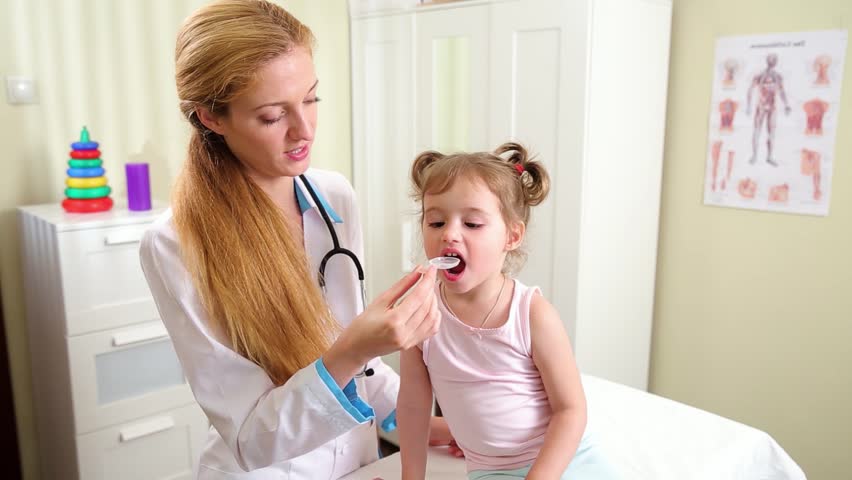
294, 174, 343, 223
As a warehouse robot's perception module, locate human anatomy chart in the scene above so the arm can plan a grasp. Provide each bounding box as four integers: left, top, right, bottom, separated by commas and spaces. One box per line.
704, 30, 847, 216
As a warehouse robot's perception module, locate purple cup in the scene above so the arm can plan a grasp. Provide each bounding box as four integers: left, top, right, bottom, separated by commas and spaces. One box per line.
126, 163, 152, 211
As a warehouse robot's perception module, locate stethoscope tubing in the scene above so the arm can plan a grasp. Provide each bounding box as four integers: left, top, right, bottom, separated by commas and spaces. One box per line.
299, 175, 373, 377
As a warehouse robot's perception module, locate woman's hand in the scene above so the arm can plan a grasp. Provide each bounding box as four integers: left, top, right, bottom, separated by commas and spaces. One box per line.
325, 266, 440, 386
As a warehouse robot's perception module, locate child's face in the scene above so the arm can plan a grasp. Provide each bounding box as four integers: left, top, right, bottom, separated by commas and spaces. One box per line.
422, 176, 522, 293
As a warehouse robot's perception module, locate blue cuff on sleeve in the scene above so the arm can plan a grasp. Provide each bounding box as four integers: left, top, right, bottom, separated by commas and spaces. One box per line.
315, 359, 375, 423
381, 409, 397, 433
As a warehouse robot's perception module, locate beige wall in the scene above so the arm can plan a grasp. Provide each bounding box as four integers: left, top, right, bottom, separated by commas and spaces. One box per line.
0, 1, 349, 478
651, 1, 852, 479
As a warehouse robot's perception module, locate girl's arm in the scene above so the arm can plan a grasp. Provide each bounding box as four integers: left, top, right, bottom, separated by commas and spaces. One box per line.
526, 293, 587, 480
398, 346, 434, 480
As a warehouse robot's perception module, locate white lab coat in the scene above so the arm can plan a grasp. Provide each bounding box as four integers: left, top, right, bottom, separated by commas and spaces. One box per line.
140, 169, 400, 479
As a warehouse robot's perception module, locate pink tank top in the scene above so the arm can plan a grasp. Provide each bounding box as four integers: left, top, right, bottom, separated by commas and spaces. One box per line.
422, 279, 550, 472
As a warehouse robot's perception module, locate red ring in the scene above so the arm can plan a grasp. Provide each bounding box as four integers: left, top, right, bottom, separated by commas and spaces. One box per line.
62, 197, 113, 213
70, 149, 102, 159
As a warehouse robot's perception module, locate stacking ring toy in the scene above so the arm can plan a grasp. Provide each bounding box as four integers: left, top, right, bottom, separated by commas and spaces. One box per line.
62, 127, 114, 213
66, 176, 108, 188
62, 197, 113, 213
71, 141, 99, 150
68, 159, 102, 168
65, 186, 112, 199
67, 167, 105, 178
70, 149, 101, 159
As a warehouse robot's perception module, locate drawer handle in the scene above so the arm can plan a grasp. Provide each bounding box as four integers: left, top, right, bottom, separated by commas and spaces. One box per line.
119, 416, 176, 443
104, 230, 144, 246
112, 324, 168, 347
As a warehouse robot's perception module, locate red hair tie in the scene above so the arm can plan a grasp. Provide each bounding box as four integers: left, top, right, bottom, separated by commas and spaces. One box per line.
514, 163, 525, 175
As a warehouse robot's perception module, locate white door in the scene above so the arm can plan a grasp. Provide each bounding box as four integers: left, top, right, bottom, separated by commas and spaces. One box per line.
490, 0, 671, 390
351, 13, 416, 301
570, 0, 670, 390
401, 4, 491, 285
414, 4, 490, 154
488, 0, 592, 342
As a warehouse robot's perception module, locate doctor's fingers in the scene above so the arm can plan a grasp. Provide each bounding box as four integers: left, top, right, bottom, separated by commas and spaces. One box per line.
397, 288, 439, 349
377, 266, 434, 309
401, 294, 440, 349
393, 266, 437, 318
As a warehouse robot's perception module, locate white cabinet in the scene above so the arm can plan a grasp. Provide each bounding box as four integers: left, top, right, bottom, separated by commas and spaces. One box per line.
77, 404, 207, 480
18, 202, 207, 480
57, 223, 161, 336
350, 0, 672, 390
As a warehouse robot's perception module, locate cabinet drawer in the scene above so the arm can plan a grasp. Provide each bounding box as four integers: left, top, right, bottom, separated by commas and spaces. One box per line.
58, 224, 159, 335
78, 403, 208, 480
69, 321, 195, 433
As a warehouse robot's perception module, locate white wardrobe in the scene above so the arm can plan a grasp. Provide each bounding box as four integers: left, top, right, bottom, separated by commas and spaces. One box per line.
350, 0, 672, 390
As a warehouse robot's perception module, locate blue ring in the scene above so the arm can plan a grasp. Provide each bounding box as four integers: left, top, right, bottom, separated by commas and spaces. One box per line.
70, 141, 99, 150
67, 167, 105, 178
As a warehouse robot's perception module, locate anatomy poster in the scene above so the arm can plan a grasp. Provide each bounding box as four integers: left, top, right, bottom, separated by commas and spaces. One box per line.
703, 30, 847, 216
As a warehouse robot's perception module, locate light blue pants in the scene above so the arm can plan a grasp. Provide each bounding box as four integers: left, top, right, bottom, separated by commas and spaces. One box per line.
467, 436, 619, 480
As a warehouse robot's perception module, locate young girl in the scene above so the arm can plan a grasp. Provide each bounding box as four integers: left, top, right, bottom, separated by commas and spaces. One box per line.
398, 143, 619, 480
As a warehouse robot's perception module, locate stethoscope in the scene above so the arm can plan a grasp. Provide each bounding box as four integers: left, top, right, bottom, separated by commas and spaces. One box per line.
299, 175, 374, 377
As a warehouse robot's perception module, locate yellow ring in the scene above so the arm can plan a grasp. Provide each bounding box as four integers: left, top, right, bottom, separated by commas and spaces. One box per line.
66, 176, 108, 188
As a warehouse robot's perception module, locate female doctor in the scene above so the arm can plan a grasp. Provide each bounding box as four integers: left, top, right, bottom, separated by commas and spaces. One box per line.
140, 1, 455, 477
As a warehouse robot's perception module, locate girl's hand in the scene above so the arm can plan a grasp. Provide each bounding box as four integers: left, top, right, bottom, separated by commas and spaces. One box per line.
429, 438, 464, 458
325, 266, 440, 384
428, 417, 464, 458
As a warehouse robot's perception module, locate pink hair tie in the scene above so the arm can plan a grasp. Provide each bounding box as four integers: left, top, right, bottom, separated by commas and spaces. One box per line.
514, 163, 525, 175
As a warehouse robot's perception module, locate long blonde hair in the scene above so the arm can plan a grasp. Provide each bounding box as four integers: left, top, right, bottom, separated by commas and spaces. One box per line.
410, 142, 550, 273
173, 0, 338, 385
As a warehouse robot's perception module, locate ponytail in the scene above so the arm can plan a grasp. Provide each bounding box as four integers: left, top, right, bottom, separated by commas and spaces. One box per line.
411, 150, 447, 195
494, 142, 550, 208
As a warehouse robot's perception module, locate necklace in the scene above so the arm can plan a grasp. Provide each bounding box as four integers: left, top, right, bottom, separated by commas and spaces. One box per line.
441, 275, 507, 329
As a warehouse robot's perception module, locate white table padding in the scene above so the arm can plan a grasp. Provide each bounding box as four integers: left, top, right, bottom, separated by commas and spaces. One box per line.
342, 375, 806, 480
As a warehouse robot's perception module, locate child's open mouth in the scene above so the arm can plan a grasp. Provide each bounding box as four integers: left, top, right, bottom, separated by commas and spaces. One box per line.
442, 251, 466, 281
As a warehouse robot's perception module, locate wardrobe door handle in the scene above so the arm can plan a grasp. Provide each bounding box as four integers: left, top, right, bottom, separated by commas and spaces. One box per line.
119, 416, 176, 443
104, 229, 144, 246
112, 324, 168, 347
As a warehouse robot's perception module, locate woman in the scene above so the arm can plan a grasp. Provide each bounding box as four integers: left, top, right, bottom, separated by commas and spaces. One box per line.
140, 1, 451, 477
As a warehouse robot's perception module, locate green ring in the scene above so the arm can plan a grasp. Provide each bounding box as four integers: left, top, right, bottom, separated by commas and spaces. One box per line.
68, 159, 103, 168
65, 186, 112, 199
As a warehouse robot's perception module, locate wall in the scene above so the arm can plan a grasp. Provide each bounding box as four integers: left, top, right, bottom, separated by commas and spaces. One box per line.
651, 1, 852, 479
0, 1, 350, 478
